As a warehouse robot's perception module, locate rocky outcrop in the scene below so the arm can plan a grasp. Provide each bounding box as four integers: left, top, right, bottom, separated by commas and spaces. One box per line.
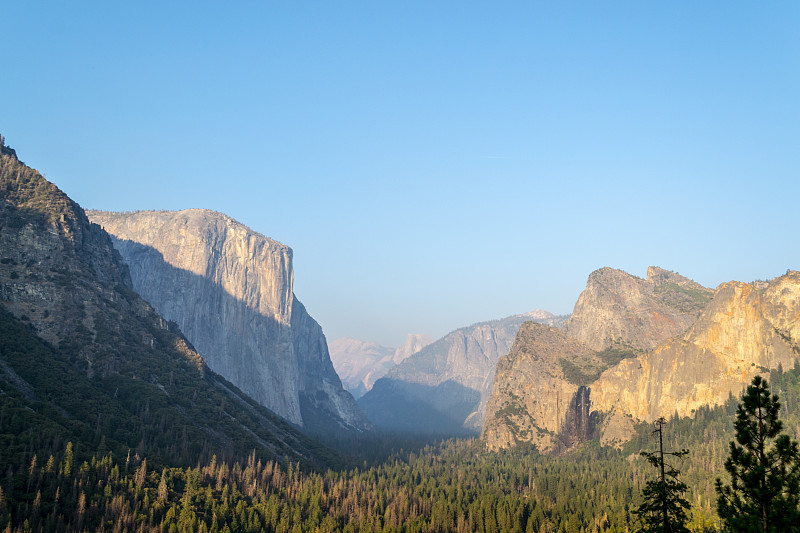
563, 266, 713, 352
484, 266, 711, 452
88, 209, 370, 434
483, 267, 800, 453
482, 323, 602, 452
359, 311, 568, 434
0, 139, 337, 466
761, 271, 800, 346
0, 150, 132, 352
592, 275, 800, 424
394, 334, 434, 364
330, 334, 432, 398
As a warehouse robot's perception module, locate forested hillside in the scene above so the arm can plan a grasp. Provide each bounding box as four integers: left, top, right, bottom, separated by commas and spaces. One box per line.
4, 363, 800, 531
0, 138, 339, 478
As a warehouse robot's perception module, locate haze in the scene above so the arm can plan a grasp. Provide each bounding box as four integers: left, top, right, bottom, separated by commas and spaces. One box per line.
2, 2, 799, 346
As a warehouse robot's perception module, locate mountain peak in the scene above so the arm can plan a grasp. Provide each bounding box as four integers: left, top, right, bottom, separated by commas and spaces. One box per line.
0, 133, 18, 160
520, 309, 556, 320
563, 266, 713, 351
394, 333, 434, 364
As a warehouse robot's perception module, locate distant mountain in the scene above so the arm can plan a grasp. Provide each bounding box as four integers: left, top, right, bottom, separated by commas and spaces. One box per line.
330, 334, 433, 398
88, 209, 371, 435
0, 138, 337, 468
358, 311, 568, 434
330, 338, 393, 398
482, 266, 800, 453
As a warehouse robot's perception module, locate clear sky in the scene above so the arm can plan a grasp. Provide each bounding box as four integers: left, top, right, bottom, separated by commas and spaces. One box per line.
2, 2, 799, 347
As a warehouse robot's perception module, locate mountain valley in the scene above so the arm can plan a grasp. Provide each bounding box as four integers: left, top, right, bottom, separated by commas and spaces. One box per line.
358, 311, 568, 434
329, 334, 433, 398
2, 134, 800, 531
0, 140, 338, 472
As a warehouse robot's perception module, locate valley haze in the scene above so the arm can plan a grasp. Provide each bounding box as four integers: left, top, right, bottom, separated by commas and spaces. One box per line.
1, 2, 799, 531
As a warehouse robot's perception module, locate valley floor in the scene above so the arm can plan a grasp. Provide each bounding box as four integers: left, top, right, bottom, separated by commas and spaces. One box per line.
8, 365, 800, 531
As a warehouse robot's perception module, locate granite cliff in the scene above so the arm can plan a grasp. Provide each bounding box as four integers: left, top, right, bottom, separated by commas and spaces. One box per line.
592, 274, 800, 428
483, 266, 714, 452
482, 322, 602, 452
88, 209, 370, 434
483, 267, 800, 453
330, 334, 433, 398
0, 138, 337, 466
563, 266, 713, 352
359, 311, 568, 434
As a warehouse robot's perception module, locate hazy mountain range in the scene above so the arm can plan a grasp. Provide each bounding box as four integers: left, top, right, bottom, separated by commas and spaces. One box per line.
329, 334, 433, 398
3, 132, 798, 469
357, 310, 568, 434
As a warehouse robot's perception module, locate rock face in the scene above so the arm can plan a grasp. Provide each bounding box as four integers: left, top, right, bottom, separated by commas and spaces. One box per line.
482, 267, 800, 453
88, 209, 370, 434
563, 266, 713, 352
483, 266, 715, 452
592, 275, 800, 425
330, 334, 433, 398
0, 149, 133, 351
482, 323, 602, 452
394, 334, 434, 364
0, 139, 337, 466
358, 311, 568, 434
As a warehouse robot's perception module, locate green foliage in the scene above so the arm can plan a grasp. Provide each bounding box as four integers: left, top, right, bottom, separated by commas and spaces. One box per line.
14, 318, 800, 532
7, 365, 800, 532
558, 357, 603, 385
560, 345, 639, 386
0, 438, 644, 532
633, 418, 692, 533
715, 376, 800, 533
653, 281, 713, 314
597, 346, 641, 367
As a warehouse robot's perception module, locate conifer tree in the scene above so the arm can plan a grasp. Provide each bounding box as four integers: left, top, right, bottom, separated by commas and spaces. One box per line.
134, 458, 147, 489
715, 375, 800, 533
158, 469, 168, 501
61, 442, 73, 477
632, 417, 691, 533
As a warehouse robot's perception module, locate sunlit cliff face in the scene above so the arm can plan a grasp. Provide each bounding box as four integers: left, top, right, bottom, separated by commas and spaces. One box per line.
484, 268, 800, 453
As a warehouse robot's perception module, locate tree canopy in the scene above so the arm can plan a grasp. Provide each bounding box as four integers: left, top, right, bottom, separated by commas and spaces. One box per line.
633, 417, 692, 533
715, 375, 800, 533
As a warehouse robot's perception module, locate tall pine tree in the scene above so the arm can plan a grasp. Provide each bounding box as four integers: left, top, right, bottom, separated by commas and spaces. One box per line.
715, 375, 800, 533
632, 417, 691, 533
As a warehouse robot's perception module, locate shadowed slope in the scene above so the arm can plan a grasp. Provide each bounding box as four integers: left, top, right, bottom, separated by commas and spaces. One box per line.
0, 139, 339, 468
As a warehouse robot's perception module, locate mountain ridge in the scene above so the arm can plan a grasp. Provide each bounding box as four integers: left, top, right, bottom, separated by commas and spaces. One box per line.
359, 311, 568, 434
482, 266, 800, 453
87, 208, 370, 435
0, 138, 339, 467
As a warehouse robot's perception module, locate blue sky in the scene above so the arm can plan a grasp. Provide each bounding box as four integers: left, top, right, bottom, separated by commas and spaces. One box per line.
2, 2, 799, 347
